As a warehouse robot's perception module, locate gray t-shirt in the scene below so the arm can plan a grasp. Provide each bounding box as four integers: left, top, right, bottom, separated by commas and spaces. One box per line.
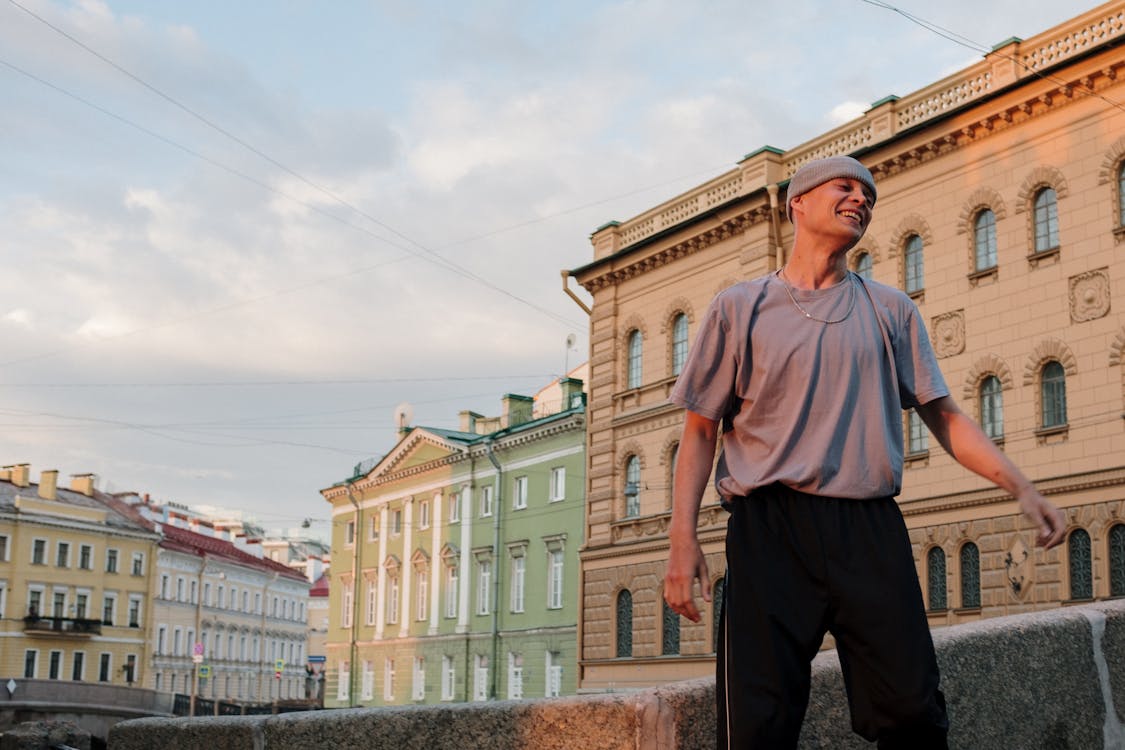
669, 271, 949, 500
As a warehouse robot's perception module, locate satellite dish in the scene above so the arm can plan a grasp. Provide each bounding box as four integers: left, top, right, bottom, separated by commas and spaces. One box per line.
393, 402, 414, 430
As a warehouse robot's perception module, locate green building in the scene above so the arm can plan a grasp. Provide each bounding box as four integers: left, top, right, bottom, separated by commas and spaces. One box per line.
321, 376, 586, 706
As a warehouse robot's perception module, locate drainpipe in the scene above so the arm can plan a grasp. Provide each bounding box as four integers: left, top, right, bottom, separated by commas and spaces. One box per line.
258, 571, 280, 701
345, 484, 363, 707
560, 271, 592, 315
484, 439, 503, 700
767, 182, 785, 270
189, 553, 207, 716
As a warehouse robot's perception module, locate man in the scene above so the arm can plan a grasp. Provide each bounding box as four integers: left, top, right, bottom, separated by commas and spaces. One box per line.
663, 155, 1065, 749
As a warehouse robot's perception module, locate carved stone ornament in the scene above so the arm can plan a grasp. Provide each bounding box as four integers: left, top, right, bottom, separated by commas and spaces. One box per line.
1004, 536, 1032, 600
931, 310, 966, 358
1069, 268, 1111, 322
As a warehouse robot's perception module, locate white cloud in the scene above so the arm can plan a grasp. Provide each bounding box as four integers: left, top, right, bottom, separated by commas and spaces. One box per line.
827, 101, 869, 126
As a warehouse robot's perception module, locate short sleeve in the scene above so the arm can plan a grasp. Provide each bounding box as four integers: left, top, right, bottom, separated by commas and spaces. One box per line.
893, 301, 949, 408
669, 293, 740, 420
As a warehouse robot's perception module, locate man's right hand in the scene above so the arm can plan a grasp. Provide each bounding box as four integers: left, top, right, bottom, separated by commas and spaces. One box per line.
664, 533, 711, 623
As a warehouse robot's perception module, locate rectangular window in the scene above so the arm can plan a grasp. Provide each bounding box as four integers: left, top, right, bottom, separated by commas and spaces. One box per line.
477, 560, 492, 615
412, 657, 425, 701
444, 564, 459, 619
128, 596, 142, 628
176, 577, 185, 602
473, 655, 488, 701
24, 650, 38, 679
341, 583, 354, 629
98, 653, 111, 682
546, 651, 562, 697
908, 409, 929, 454
388, 576, 399, 624
160, 575, 169, 600
0, 534, 8, 561
368, 515, 379, 541
480, 486, 494, 517
203, 582, 212, 607
157, 626, 167, 654
360, 660, 374, 701
513, 476, 528, 510
0, 583, 6, 620
449, 490, 462, 523
53, 591, 66, 618
72, 651, 85, 681
549, 467, 566, 502
131, 552, 144, 576
419, 500, 430, 529
548, 550, 565, 610
441, 655, 455, 701
337, 661, 350, 701
79, 544, 92, 570
173, 628, 182, 657
32, 539, 47, 565
102, 594, 116, 626
365, 580, 377, 625
56, 542, 70, 568
28, 588, 43, 617
507, 652, 523, 700
190, 580, 198, 604
416, 569, 428, 621
49, 650, 62, 680
75, 592, 88, 619
383, 658, 395, 702
345, 520, 356, 546
510, 555, 525, 613
106, 548, 118, 573
392, 509, 403, 535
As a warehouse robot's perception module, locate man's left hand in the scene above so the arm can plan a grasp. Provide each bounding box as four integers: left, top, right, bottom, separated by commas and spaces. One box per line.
1017, 487, 1066, 549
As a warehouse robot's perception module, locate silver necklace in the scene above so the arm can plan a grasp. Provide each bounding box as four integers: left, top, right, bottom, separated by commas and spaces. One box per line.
776, 268, 857, 324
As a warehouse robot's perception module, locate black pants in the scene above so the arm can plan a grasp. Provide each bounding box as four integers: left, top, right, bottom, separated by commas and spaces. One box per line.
716, 484, 948, 749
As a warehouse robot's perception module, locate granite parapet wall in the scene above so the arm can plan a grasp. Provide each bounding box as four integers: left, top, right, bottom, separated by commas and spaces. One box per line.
110, 600, 1125, 750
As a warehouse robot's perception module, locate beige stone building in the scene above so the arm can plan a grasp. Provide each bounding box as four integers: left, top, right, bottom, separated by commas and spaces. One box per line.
566, 2, 1125, 691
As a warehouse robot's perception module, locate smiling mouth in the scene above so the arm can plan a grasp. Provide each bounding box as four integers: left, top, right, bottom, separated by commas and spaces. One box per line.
838, 210, 863, 224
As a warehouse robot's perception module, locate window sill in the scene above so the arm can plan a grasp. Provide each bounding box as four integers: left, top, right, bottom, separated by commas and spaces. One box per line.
968, 266, 998, 287
1035, 424, 1068, 445
904, 450, 930, 469
907, 288, 925, 303
953, 607, 982, 615
1027, 246, 1060, 268
1113, 225, 1125, 243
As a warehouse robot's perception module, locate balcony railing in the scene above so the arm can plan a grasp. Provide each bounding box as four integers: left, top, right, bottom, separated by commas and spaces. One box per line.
22, 615, 103, 636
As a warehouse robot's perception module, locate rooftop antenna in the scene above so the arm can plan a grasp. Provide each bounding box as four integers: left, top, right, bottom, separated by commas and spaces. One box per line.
564, 333, 577, 375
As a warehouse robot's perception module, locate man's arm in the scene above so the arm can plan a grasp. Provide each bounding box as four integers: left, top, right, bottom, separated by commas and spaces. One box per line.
663, 409, 720, 623
915, 395, 1066, 549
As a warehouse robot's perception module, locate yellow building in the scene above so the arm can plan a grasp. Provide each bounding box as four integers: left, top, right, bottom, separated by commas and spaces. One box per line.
566, 2, 1125, 690
0, 464, 159, 686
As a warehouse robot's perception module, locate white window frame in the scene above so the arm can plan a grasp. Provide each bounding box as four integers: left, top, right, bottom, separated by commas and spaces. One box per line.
548, 549, 565, 610
546, 651, 562, 697
480, 486, 494, 517
510, 553, 525, 613
0, 533, 9, 562
337, 661, 350, 701
473, 655, 488, 701
55, 541, 71, 568
392, 509, 403, 536
78, 543, 93, 570
415, 568, 428, 621
477, 559, 492, 615
102, 593, 116, 626
513, 476, 528, 510
105, 548, 118, 573
549, 467, 566, 502
130, 552, 144, 576
341, 581, 354, 629
31, 537, 47, 565
449, 489, 462, 523
361, 660, 374, 701
444, 562, 459, 619
368, 515, 379, 541
419, 499, 431, 529
383, 658, 395, 702
365, 579, 377, 625
441, 655, 455, 701
388, 575, 400, 624
345, 519, 356, 546
507, 652, 523, 700
412, 656, 425, 701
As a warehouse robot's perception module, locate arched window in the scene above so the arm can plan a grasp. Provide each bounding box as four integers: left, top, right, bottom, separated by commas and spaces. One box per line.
711, 577, 726, 653
1033, 187, 1059, 253
661, 599, 680, 655
980, 375, 1003, 440
626, 330, 643, 389
927, 547, 947, 611
904, 234, 924, 294
974, 209, 997, 271
624, 456, 640, 518
1069, 529, 1092, 600
1110, 524, 1125, 597
855, 252, 873, 280
960, 542, 981, 609
671, 314, 689, 376
615, 590, 633, 658
1041, 361, 1067, 428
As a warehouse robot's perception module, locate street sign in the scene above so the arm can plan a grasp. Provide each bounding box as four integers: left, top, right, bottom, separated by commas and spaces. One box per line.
192, 654, 203, 664
307, 656, 326, 663
198, 665, 212, 678
193, 642, 205, 657
274, 659, 285, 671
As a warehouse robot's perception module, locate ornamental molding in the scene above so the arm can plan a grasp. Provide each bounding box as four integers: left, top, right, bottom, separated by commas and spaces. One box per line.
956, 187, 1009, 233
1111, 328, 1125, 366
888, 215, 934, 256
1068, 268, 1111, 322
1015, 165, 1070, 212
1097, 135, 1125, 184
1022, 339, 1078, 385
931, 310, 966, 359
658, 298, 696, 333
962, 354, 1015, 403
848, 237, 881, 267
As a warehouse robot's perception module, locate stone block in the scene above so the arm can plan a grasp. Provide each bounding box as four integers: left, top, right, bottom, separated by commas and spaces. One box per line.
0, 720, 90, 750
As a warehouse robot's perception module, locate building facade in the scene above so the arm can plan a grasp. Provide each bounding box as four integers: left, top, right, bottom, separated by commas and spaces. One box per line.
0, 465, 159, 687
567, 2, 1125, 690
321, 376, 586, 707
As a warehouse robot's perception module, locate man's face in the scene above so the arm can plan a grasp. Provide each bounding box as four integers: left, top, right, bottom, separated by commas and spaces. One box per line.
791, 178, 874, 242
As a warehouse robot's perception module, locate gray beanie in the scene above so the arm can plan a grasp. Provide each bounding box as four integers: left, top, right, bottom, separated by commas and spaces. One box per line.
785, 156, 876, 223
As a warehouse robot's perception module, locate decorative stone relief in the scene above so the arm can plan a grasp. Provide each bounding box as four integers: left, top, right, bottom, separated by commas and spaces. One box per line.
1004, 536, 1032, 600
931, 310, 966, 358
1069, 268, 1111, 322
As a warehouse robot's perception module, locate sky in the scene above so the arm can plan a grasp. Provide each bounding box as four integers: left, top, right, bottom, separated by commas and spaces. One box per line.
0, 0, 1103, 538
